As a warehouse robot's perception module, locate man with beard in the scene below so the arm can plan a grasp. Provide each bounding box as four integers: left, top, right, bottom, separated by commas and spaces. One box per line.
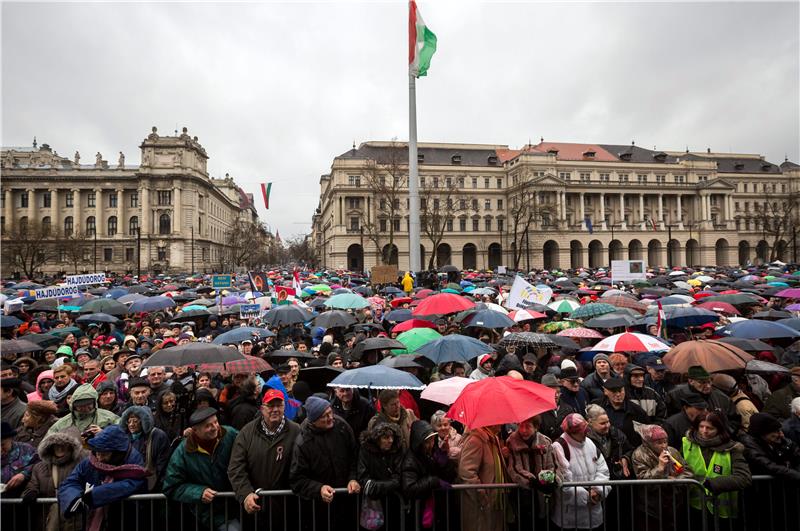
49, 365, 78, 413
47, 384, 119, 437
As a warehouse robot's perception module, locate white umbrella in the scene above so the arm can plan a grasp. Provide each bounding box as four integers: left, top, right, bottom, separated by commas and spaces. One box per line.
420, 377, 475, 405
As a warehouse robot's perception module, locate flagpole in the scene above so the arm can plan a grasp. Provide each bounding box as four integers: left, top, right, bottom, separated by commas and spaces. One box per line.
408, 73, 421, 273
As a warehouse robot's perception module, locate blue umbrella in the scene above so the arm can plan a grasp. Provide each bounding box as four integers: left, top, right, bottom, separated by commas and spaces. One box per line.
327, 365, 425, 390
76, 313, 120, 324
128, 296, 177, 313
213, 326, 276, 344
381, 286, 403, 295
664, 307, 720, 328
0, 315, 24, 328
462, 309, 515, 329
104, 288, 129, 299
384, 309, 413, 323
777, 318, 800, 332
720, 320, 800, 339
118, 293, 147, 304
415, 334, 493, 364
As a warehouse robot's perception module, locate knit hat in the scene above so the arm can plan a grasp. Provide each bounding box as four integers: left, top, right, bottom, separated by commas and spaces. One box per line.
56, 345, 73, 358
592, 353, 610, 368
541, 373, 559, 388
561, 359, 577, 371
305, 395, 331, 423
27, 400, 58, 417
560, 413, 588, 435
687, 365, 710, 380
638, 424, 668, 444
748, 413, 782, 438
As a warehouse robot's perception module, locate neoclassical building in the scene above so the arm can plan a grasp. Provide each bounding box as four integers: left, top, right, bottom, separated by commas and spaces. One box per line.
311, 140, 800, 271
1, 127, 259, 276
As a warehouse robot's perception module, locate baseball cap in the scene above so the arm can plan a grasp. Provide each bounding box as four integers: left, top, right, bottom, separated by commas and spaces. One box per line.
262, 388, 284, 404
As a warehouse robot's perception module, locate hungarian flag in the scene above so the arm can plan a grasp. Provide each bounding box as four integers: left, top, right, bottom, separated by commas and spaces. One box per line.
260, 183, 272, 209
409, 1, 437, 78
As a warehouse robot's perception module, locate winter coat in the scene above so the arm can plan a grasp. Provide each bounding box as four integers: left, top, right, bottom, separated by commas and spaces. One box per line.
783, 415, 800, 447
436, 426, 464, 461
551, 433, 612, 530
581, 371, 610, 401
162, 425, 239, 529
560, 386, 589, 416
681, 431, 751, 494
22, 432, 87, 531
47, 384, 120, 436
538, 403, 574, 441
0, 440, 38, 495
586, 426, 634, 479
357, 422, 403, 498
289, 415, 358, 500
331, 394, 375, 440
506, 429, 555, 512
228, 416, 301, 503
644, 374, 674, 399
3, 397, 27, 430
118, 406, 171, 491
763, 383, 800, 420
631, 442, 693, 520
624, 380, 667, 424
225, 393, 260, 431
590, 396, 650, 446
14, 414, 57, 448
739, 432, 800, 482
27, 369, 54, 402
401, 420, 456, 499
667, 384, 741, 434
367, 407, 417, 452
57, 426, 148, 516
665, 411, 693, 449
458, 427, 510, 531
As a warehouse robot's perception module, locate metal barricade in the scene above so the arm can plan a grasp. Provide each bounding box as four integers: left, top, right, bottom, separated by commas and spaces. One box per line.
1, 476, 797, 531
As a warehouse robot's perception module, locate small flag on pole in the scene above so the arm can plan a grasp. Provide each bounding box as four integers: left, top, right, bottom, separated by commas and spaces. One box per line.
260, 183, 272, 209
584, 216, 593, 234
409, 1, 437, 78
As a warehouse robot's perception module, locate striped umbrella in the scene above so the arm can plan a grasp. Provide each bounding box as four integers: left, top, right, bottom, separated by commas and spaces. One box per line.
548, 299, 581, 314
593, 332, 670, 353
508, 309, 547, 322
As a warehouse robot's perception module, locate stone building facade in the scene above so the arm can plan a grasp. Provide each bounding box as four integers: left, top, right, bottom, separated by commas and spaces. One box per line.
311, 140, 800, 272
1, 127, 259, 276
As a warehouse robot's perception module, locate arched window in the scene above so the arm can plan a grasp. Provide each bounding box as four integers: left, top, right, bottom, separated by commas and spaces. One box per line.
42, 216, 51, 235
107, 216, 117, 236
64, 216, 74, 235
86, 216, 96, 236
19, 216, 28, 234
159, 213, 171, 235
129, 216, 139, 235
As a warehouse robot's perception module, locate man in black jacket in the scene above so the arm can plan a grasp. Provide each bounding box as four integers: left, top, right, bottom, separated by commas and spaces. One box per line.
591, 377, 650, 446
664, 396, 707, 449
666, 365, 741, 434
330, 386, 375, 440
740, 412, 800, 482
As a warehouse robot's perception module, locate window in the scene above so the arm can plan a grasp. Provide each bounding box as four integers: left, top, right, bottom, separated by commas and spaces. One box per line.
103, 248, 113, 262
64, 216, 73, 235
392, 199, 400, 210
451, 155, 461, 165
348, 175, 361, 187
109, 192, 117, 208
497, 178, 503, 188
86, 216, 96, 236
157, 190, 172, 205
379, 219, 387, 232
656, 174, 665, 184
129, 192, 138, 208
599, 173, 610, 183
735, 202, 740, 211
446, 198, 453, 210
580, 172, 591, 183
19, 217, 28, 234
744, 202, 750, 211
485, 218, 492, 232
42, 216, 51, 235
559, 172, 571, 181
497, 199, 503, 210
420, 198, 427, 210
675, 175, 685, 184
446, 219, 453, 232
458, 177, 465, 188
159, 213, 171, 234
380, 199, 386, 210
459, 199, 467, 210
637, 174, 648, 183
497, 218, 504, 232
379, 175, 386, 187
472, 219, 479, 232
1, 217, 4, 234
157, 247, 167, 261
347, 197, 360, 209
392, 219, 400, 232
433, 176, 439, 188
433, 199, 440, 210
743, 183, 748, 192
698, 175, 708, 182
87, 191, 96, 207
484, 199, 491, 210
107, 216, 117, 236
472, 177, 478, 188
419, 176, 425, 187
20, 191, 28, 208
472, 199, 479, 210
129, 216, 139, 235
43, 192, 51, 208
484, 178, 490, 189
125, 248, 134, 262
459, 218, 466, 231
349, 217, 359, 231
619, 174, 629, 183
445, 177, 452, 188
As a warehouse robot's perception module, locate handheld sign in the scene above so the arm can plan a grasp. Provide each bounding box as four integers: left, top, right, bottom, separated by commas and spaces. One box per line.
65, 273, 106, 287
239, 304, 261, 319
212, 275, 232, 289
35, 285, 80, 300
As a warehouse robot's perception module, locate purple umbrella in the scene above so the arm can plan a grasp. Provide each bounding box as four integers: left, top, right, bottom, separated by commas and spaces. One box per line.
222, 295, 247, 306
775, 288, 800, 299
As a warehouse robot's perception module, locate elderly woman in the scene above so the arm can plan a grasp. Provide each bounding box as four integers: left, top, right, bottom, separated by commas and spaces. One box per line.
585, 403, 633, 479
357, 422, 404, 529
119, 406, 171, 491
15, 400, 59, 448
368, 389, 417, 451
506, 415, 555, 528
430, 410, 463, 461
459, 423, 510, 531
1, 421, 38, 496
632, 424, 694, 529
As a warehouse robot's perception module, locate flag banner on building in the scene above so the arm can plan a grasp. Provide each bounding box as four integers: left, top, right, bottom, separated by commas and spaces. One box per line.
584, 215, 593, 234
409, 1, 437, 77
506, 276, 554, 309
260, 183, 272, 209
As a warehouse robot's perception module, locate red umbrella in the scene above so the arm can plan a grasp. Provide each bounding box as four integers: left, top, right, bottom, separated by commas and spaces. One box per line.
412, 293, 475, 316
696, 301, 741, 315
413, 289, 434, 299
556, 327, 604, 339
446, 376, 556, 429
391, 319, 437, 333
199, 355, 273, 374
390, 297, 413, 308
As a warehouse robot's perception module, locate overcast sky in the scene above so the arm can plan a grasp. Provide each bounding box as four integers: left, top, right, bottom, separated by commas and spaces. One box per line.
3, 1, 798, 240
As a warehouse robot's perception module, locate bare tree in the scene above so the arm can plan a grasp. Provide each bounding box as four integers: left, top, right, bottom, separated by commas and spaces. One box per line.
224, 220, 277, 270
3, 219, 59, 278
419, 177, 469, 269
746, 189, 800, 261
57, 231, 92, 274
284, 235, 315, 266
358, 142, 407, 265
507, 176, 557, 270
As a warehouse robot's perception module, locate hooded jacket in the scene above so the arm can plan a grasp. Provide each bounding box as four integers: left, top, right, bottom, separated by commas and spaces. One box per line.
23, 432, 87, 499
739, 432, 800, 482
401, 420, 456, 499
47, 383, 120, 436
96, 380, 125, 416
119, 406, 171, 490
289, 415, 358, 500
27, 369, 54, 402
357, 422, 403, 497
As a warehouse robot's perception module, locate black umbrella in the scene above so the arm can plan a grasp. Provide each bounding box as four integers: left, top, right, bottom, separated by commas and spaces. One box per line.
262, 305, 314, 326
79, 299, 128, 316
22, 333, 63, 348
745, 359, 791, 375
142, 343, 243, 367
296, 366, 344, 393
752, 309, 793, 321
127, 285, 152, 294
267, 350, 315, 360
439, 265, 459, 273
545, 334, 582, 350
26, 299, 59, 312
351, 337, 406, 360
313, 310, 357, 329
173, 309, 212, 322
584, 313, 636, 329
498, 332, 557, 349
0, 339, 43, 355
717, 337, 775, 352
76, 313, 120, 324
379, 356, 423, 369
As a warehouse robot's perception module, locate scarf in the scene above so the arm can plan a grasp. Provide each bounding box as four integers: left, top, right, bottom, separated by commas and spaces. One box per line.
482, 428, 508, 511
49, 379, 78, 402
260, 417, 286, 439
89, 453, 149, 480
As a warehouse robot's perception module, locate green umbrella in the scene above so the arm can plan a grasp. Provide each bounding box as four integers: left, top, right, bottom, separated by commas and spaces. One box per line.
393, 328, 442, 355
548, 299, 580, 313
46, 326, 84, 338
57, 305, 82, 312
442, 288, 461, 294
632, 280, 652, 287
308, 284, 332, 293
570, 303, 617, 320
445, 283, 462, 292
324, 293, 370, 310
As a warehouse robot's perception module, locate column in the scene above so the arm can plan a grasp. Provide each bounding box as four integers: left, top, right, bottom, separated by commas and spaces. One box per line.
4, 189, 13, 232
619, 193, 626, 229
173, 186, 182, 233
72, 189, 81, 233
26, 188, 35, 223
599, 193, 607, 230
559, 191, 566, 221
676, 194, 684, 229
94, 187, 102, 236
140, 187, 150, 235
639, 194, 645, 229
658, 194, 664, 227
579, 192, 586, 229
116, 188, 125, 239
533, 191, 540, 229
50, 188, 59, 232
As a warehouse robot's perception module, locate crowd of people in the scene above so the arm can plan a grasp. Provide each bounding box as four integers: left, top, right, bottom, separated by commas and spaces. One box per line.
2, 264, 800, 531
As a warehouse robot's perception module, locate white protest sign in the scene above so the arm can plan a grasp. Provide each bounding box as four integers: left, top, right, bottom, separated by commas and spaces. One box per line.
35, 285, 80, 300
506, 276, 554, 309
65, 273, 107, 286
611, 260, 647, 283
